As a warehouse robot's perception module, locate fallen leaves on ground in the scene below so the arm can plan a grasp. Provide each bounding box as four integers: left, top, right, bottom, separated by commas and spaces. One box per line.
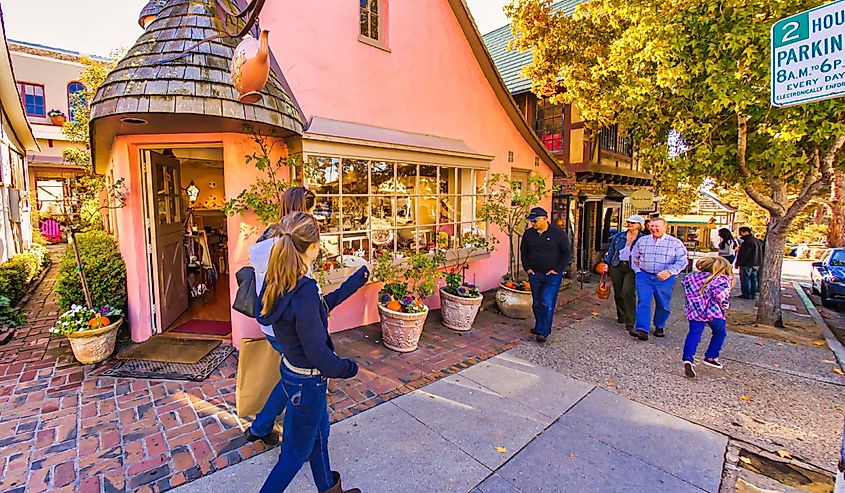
568, 453, 575, 459
833, 368, 845, 376
495, 446, 507, 453
776, 450, 793, 459
591, 311, 599, 317
739, 456, 752, 465
739, 395, 753, 401
822, 359, 836, 364
605, 380, 615, 388
813, 341, 825, 347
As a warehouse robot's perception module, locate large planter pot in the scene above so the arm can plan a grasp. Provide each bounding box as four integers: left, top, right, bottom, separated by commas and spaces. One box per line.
66, 318, 122, 364
496, 284, 533, 319
439, 288, 483, 332
378, 305, 428, 353
50, 115, 66, 126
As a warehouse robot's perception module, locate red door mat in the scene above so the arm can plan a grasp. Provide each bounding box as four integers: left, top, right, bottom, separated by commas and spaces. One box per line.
171, 320, 232, 336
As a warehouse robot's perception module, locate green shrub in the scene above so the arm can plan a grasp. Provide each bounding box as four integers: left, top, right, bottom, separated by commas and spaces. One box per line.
55, 231, 127, 311
0, 245, 53, 302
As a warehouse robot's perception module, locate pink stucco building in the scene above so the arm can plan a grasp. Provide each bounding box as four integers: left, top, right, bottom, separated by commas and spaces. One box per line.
89, 0, 565, 347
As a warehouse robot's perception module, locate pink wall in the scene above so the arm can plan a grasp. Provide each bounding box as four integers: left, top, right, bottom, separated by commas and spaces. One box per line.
262, 0, 554, 314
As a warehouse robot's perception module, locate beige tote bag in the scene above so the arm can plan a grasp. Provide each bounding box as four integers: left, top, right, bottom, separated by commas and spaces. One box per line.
236, 337, 281, 418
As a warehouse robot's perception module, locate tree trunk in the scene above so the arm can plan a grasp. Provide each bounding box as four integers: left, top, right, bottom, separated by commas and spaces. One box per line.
828, 170, 845, 247
755, 218, 786, 327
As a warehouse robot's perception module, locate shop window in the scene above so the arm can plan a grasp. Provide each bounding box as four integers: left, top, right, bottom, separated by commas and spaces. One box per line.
596, 202, 621, 250
534, 99, 563, 151
67, 82, 86, 121
599, 124, 633, 157
306, 155, 487, 270
360, 0, 382, 42
18, 83, 45, 117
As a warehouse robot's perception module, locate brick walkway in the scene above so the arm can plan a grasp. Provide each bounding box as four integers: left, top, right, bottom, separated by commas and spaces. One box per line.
0, 259, 596, 493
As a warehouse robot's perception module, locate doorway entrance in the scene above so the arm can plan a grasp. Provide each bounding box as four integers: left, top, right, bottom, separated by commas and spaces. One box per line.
141, 147, 231, 340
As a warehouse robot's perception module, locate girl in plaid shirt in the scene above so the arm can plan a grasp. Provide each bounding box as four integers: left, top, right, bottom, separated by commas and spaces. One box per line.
681, 257, 734, 378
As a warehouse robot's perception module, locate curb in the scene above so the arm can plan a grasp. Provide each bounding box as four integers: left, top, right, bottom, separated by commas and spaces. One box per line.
792, 280, 845, 372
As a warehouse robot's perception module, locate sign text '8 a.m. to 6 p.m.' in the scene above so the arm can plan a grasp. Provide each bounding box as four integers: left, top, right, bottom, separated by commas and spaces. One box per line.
771, 0, 845, 107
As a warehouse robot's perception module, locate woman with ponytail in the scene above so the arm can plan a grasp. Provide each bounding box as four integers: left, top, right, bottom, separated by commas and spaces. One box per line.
681, 256, 734, 378
255, 212, 367, 493
245, 186, 317, 447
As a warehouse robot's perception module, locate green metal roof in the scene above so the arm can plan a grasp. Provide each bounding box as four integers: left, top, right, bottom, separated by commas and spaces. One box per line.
482, 0, 588, 95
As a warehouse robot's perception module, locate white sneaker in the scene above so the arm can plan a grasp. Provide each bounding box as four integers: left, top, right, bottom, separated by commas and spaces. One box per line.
703, 358, 724, 369
684, 361, 696, 378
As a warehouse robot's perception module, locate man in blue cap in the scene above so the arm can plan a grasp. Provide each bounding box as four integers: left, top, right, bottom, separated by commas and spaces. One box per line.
521, 206, 572, 342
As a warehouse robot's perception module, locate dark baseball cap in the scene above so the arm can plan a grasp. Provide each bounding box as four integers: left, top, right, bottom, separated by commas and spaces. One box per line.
526, 207, 548, 221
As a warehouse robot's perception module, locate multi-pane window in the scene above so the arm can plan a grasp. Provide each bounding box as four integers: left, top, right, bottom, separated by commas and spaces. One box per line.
67, 82, 86, 121
534, 99, 563, 151
360, 0, 380, 41
599, 124, 633, 157
18, 83, 45, 117
304, 156, 487, 269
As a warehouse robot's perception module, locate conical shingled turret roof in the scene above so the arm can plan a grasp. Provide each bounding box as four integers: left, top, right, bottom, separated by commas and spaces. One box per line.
138, 0, 167, 28
90, 0, 304, 172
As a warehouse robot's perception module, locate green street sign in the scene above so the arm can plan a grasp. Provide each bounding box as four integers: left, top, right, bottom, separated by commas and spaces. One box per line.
771, 0, 845, 107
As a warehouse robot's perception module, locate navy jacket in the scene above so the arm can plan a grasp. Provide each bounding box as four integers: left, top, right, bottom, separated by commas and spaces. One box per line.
255, 267, 369, 378
604, 231, 644, 266
520, 225, 572, 274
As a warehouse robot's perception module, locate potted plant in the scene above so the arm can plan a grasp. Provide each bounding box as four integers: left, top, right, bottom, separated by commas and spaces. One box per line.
373, 250, 442, 352
478, 173, 551, 319
50, 304, 123, 364
48, 109, 66, 126
438, 233, 494, 331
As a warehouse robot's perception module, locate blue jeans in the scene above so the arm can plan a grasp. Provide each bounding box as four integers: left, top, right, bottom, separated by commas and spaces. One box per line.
683, 319, 727, 362
259, 367, 333, 493
251, 335, 287, 438
634, 272, 676, 332
739, 266, 759, 298
528, 272, 563, 337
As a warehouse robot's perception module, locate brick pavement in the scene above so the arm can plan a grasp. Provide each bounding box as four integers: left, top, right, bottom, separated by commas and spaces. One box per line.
0, 259, 596, 493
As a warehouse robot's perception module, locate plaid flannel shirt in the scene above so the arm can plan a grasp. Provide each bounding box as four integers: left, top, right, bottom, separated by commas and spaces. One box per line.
681, 271, 732, 321
630, 234, 689, 275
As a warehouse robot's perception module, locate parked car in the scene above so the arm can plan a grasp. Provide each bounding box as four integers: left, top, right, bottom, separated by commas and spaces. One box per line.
811, 248, 845, 308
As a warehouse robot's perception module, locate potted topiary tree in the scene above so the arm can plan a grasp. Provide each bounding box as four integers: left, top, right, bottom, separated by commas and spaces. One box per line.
373, 250, 442, 352
478, 173, 551, 319
438, 233, 494, 331
48, 109, 66, 126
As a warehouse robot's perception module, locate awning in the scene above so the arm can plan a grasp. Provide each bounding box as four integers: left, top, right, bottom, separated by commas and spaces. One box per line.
664, 214, 716, 226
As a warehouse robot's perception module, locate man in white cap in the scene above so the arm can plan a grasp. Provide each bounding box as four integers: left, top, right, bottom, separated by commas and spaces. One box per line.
521, 207, 572, 342
601, 215, 646, 331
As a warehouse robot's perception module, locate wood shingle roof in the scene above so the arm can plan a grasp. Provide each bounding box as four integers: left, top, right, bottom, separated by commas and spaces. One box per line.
90, 0, 303, 171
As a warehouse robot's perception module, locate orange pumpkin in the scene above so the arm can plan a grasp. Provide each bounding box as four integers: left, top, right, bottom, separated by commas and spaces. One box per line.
522, 282, 531, 291
386, 300, 402, 312
503, 281, 516, 289
88, 316, 110, 328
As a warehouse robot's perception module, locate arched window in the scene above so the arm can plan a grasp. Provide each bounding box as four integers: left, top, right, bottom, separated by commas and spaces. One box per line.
67, 82, 86, 121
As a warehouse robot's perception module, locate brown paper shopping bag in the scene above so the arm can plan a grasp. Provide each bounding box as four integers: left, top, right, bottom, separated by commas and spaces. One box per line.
236, 338, 281, 418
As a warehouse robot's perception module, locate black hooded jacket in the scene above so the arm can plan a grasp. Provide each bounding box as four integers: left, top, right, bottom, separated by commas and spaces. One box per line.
255, 267, 369, 378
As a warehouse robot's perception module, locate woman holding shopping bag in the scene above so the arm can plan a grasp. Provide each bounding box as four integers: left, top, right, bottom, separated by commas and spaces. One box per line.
601, 216, 645, 331
256, 211, 367, 493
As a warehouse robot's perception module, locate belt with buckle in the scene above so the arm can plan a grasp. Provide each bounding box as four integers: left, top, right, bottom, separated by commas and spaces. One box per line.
283, 358, 321, 376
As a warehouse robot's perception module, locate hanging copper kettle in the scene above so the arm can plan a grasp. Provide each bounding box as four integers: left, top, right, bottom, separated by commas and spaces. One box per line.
231, 30, 270, 104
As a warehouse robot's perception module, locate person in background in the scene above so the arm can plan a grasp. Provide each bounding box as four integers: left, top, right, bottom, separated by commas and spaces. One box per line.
629, 217, 689, 341
521, 207, 572, 343
735, 226, 763, 300
257, 212, 367, 493
245, 186, 316, 446
601, 216, 646, 332
681, 256, 733, 378
716, 228, 738, 265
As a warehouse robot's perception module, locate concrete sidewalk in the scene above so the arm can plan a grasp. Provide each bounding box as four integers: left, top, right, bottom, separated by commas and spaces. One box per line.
174, 351, 727, 493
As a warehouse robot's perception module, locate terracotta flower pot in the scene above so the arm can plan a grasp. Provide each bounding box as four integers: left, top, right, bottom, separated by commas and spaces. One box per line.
496, 284, 533, 319
378, 304, 428, 352
230, 30, 270, 104
66, 318, 122, 364
50, 115, 66, 126
439, 288, 483, 332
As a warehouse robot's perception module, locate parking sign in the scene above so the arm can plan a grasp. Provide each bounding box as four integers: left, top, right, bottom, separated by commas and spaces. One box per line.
771, 0, 845, 107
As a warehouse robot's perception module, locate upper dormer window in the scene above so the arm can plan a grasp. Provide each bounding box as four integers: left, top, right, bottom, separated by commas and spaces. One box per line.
18, 83, 45, 117
67, 82, 86, 121
360, 0, 381, 42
